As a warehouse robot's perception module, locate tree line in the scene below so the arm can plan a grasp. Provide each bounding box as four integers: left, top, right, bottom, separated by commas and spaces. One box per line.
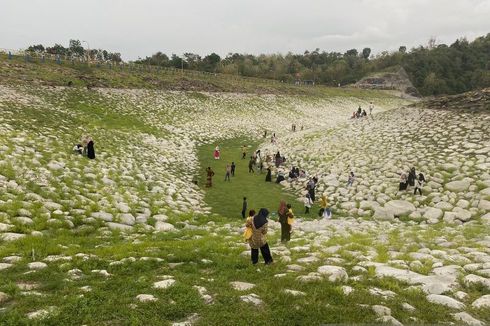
26, 39, 122, 63
136, 34, 489, 96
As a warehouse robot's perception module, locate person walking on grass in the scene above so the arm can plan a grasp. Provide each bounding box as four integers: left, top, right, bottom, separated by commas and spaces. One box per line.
278, 201, 290, 243
246, 208, 273, 265
242, 145, 247, 159
205, 167, 215, 187
265, 167, 272, 182
231, 162, 236, 176
304, 193, 313, 214
241, 197, 248, 219
414, 173, 425, 195
248, 157, 255, 173
225, 164, 231, 182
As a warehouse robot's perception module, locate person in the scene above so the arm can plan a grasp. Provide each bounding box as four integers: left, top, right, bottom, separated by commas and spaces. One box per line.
265, 167, 272, 182
243, 209, 255, 241
205, 167, 215, 187
87, 139, 96, 159
362, 109, 367, 117
408, 167, 416, 187
225, 164, 231, 182
73, 144, 83, 154
275, 151, 281, 168
357, 106, 362, 118
263, 130, 267, 138
304, 193, 313, 214
397, 172, 408, 194
286, 204, 294, 236
242, 145, 247, 159
192, 176, 198, 185
347, 172, 355, 187
369, 102, 374, 116
214, 146, 220, 160
231, 162, 236, 177
307, 178, 316, 202
276, 171, 285, 184
414, 173, 425, 195
259, 160, 264, 173
351, 111, 356, 119
246, 208, 273, 265
241, 197, 248, 219
320, 195, 332, 219
278, 201, 290, 243
248, 157, 255, 173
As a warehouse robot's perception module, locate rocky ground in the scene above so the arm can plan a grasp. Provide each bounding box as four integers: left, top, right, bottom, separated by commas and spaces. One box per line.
0, 83, 489, 325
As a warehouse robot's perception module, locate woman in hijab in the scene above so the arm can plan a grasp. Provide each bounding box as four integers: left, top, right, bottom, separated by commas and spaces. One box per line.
408, 167, 416, 187
246, 208, 273, 265
277, 201, 289, 242
265, 167, 272, 182
87, 138, 96, 159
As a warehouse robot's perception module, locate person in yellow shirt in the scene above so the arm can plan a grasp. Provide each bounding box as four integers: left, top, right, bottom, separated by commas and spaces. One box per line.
319, 195, 331, 219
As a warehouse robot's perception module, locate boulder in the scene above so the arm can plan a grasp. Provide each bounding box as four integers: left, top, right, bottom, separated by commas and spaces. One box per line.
445, 180, 470, 192
230, 281, 255, 291
453, 312, 484, 326
472, 294, 490, 309
423, 208, 443, 220
317, 265, 348, 282
384, 200, 416, 216
155, 221, 176, 232
426, 294, 465, 309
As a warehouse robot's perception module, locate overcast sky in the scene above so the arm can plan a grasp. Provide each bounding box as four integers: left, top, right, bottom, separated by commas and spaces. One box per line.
1, 0, 489, 60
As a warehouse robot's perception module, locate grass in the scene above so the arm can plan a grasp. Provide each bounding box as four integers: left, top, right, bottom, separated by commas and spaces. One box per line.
197, 138, 320, 219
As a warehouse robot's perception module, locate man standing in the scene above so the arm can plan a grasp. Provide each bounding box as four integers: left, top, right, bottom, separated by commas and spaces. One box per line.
231, 162, 236, 176
241, 197, 248, 219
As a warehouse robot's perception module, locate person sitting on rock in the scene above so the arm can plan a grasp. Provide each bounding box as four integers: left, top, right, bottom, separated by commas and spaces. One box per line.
362, 109, 367, 117
73, 144, 83, 155
414, 173, 425, 195
276, 171, 285, 184
246, 208, 273, 265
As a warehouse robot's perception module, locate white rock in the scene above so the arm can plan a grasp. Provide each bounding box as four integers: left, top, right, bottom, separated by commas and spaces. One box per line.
136, 294, 158, 302
155, 221, 176, 232
426, 294, 465, 309
27, 262, 48, 270
384, 200, 416, 216
446, 180, 470, 192
240, 293, 263, 305
230, 281, 255, 291
317, 265, 348, 282
153, 279, 176, 289
372, 305, 391, 317
453, 312, 484, 326
472, 294, 490, 309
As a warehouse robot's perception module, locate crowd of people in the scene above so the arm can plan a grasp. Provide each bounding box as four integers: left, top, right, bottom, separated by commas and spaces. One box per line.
397, 167, 426, 195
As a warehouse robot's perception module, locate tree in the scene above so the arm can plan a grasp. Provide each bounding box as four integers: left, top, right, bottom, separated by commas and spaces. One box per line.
399, 46, 407, 53
27, 44, 45, 53
362, 48, 371, 60
344, 49, 358, 57
69, 39, 84, 57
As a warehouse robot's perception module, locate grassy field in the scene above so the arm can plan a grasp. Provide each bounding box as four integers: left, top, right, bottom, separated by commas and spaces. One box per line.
198, 139, 319, 219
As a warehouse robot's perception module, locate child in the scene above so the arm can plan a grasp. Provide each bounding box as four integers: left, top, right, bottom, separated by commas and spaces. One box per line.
321, 195, 332, 219
304, 193, 313, 214
286, 204, 294, 235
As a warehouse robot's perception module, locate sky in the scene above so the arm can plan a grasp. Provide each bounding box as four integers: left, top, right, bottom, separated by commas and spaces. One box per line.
1, 0, 489, 61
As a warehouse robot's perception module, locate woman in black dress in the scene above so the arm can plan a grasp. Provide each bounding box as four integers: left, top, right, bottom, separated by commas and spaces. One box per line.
87, 139, 96, 159
265, 167, 272, 182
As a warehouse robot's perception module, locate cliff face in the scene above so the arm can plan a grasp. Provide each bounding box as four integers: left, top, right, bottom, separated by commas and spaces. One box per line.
354, 67, 420, 97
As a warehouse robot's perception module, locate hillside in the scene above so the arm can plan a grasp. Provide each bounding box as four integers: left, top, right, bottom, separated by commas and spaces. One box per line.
0, 62, 489, 325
